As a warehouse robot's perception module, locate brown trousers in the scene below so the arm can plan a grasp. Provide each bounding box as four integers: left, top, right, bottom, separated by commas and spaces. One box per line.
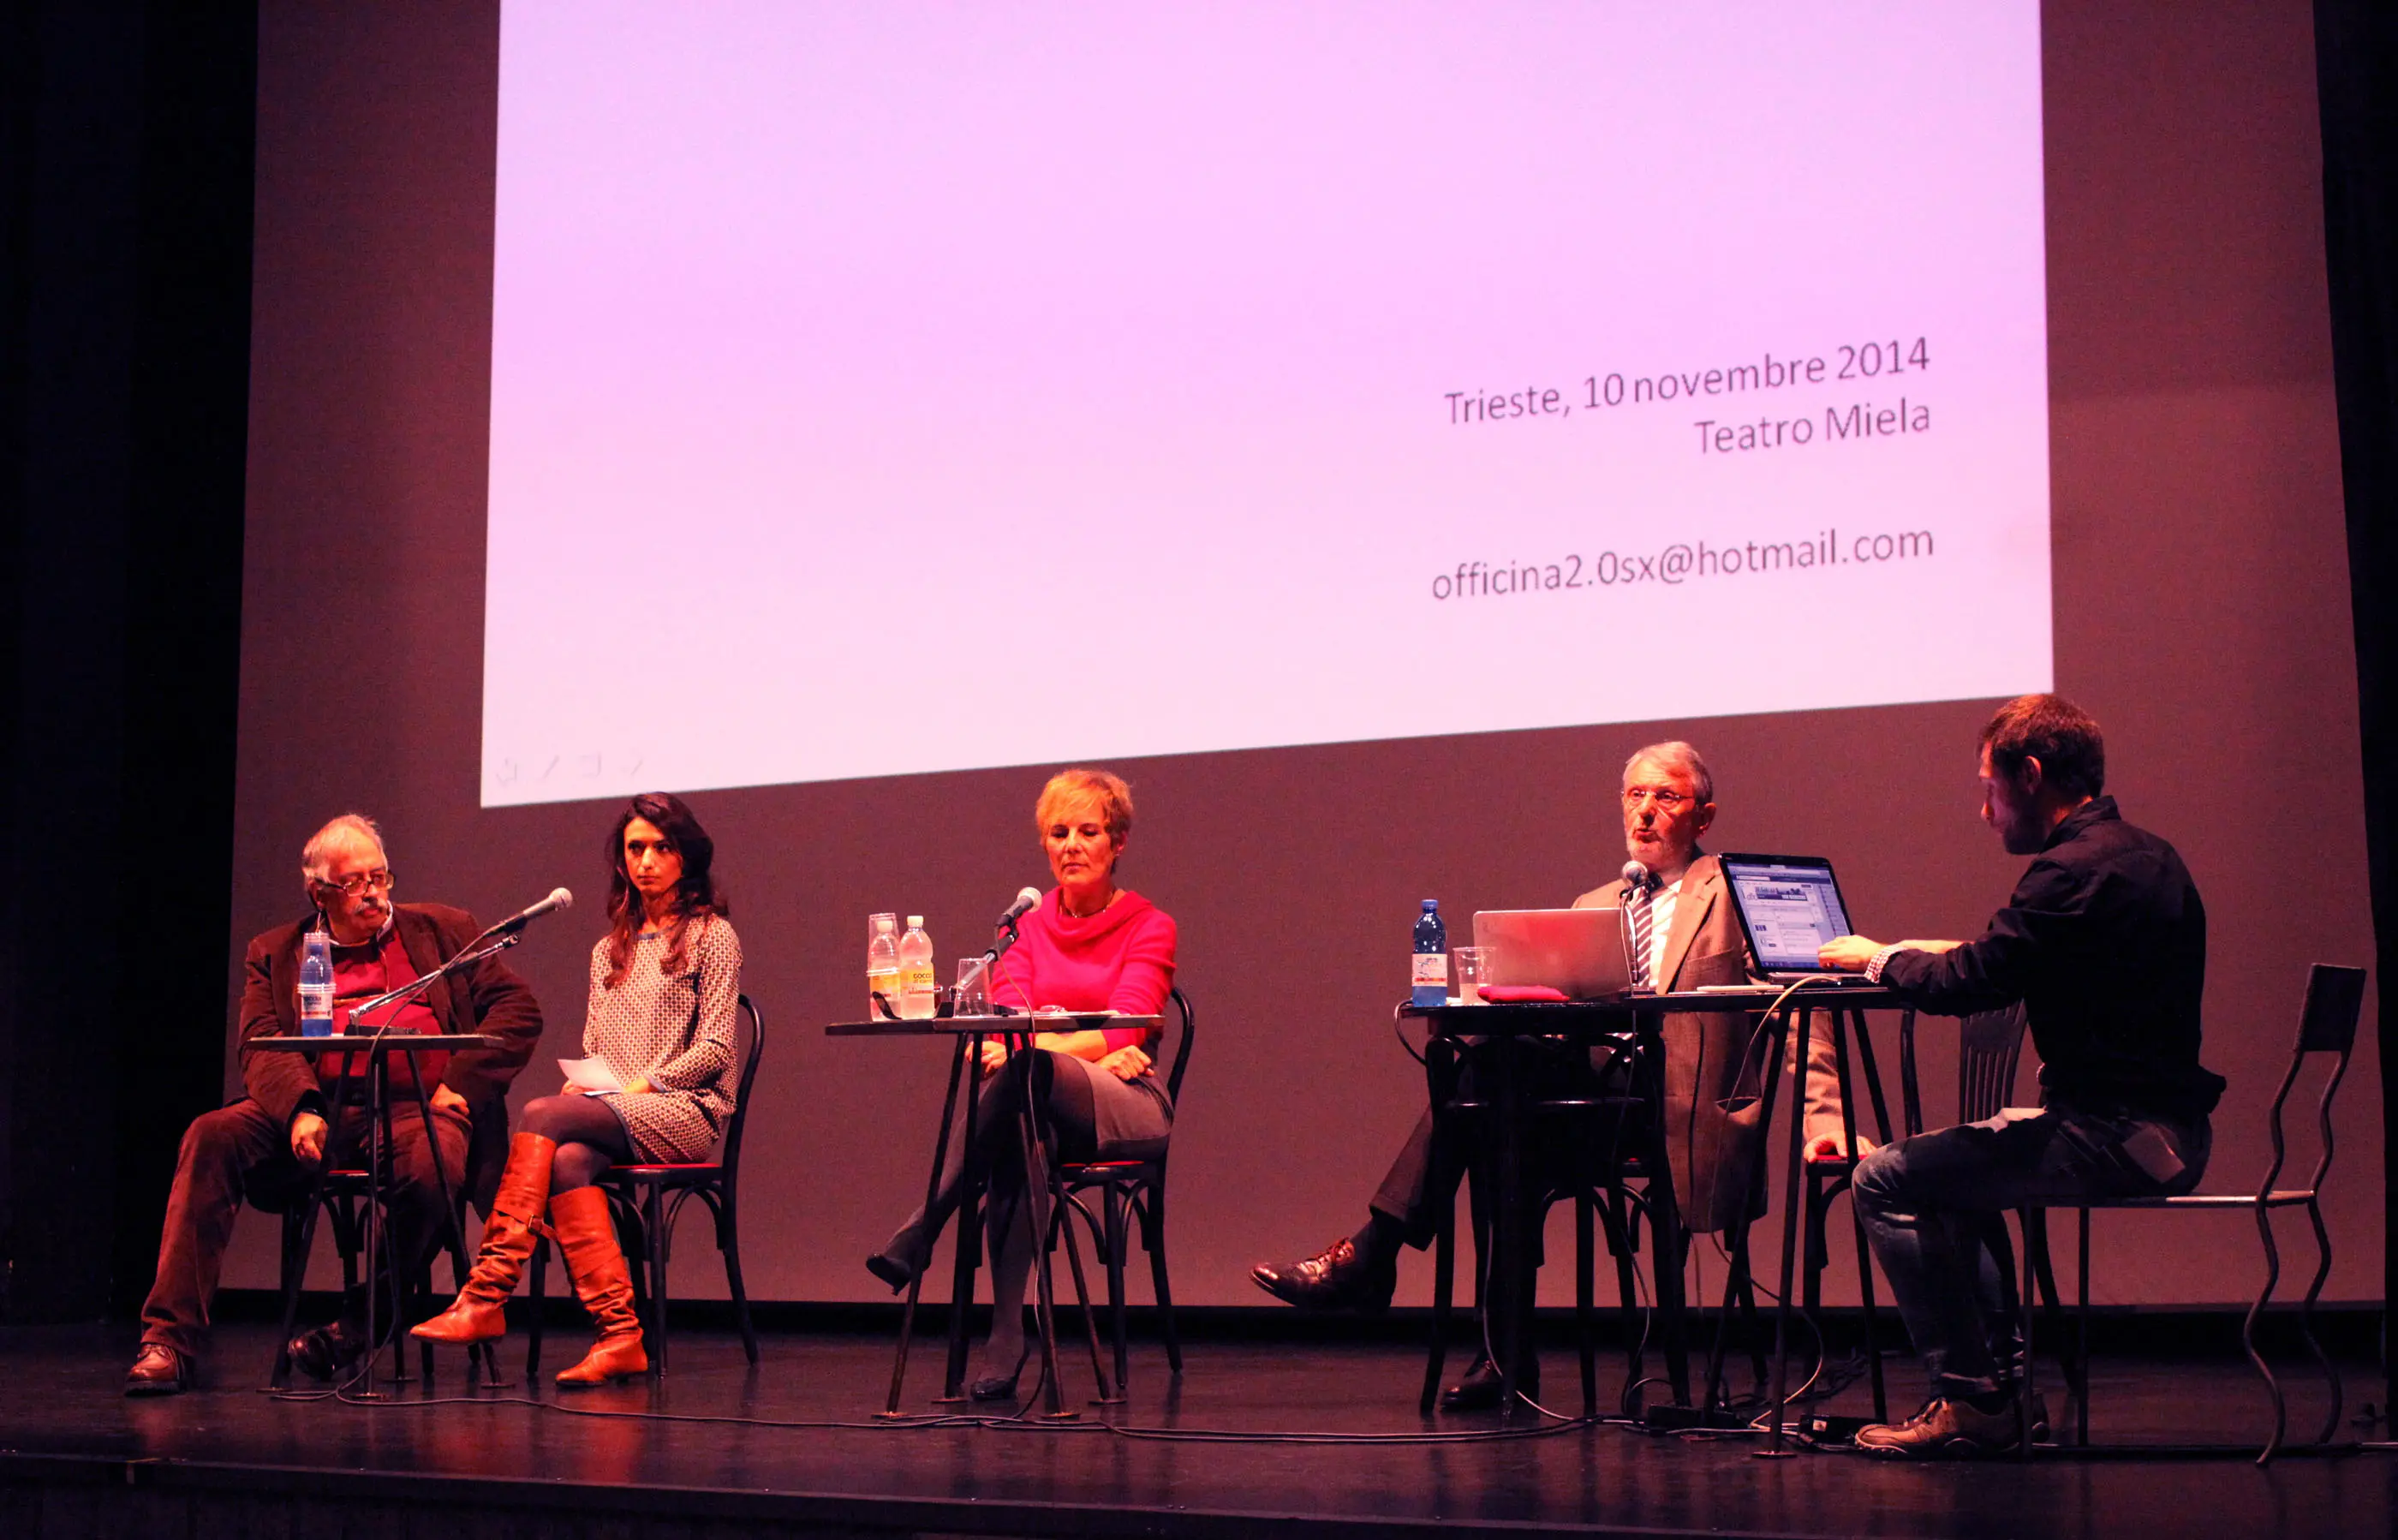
139, 1095, 470, 1354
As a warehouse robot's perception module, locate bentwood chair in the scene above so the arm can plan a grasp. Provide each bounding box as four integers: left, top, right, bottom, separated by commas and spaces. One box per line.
1803, 1003, 2054, 1315
2019, 963, 2366, 1464
1799, 1003, 2076, 1436
265, 1102, 501, 1388
1049, 988, 1196, 1394
528, 994, 766, 1376
1417, 1032, 1653, 1417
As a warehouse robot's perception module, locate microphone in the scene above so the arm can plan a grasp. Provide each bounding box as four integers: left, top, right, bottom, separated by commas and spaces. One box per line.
492, 886, 574, 934
996, 886, 1041, 928
1621, 861, 1653, 898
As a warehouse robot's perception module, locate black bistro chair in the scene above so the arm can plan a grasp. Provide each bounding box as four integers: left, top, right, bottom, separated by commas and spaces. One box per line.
1048, 988, 1195, 1394
2019, 963, 2367, 1463
1799, 1002, 2074, 1436
1417, 1031, 1653, 1417
1803, 1002, 2051, 1316
266, 1143, 498, 1388
528, 993, 766, 1376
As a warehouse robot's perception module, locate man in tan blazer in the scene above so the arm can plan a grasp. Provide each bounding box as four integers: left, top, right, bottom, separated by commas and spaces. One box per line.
1251, 742, 1847, 1406
1572, 751, 1848, 1233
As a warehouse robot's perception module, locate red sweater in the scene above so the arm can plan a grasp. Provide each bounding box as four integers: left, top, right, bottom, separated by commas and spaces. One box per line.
991, 889, 1177, 1051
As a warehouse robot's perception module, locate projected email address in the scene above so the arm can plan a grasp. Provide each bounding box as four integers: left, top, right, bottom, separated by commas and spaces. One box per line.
1428, 528, 1933, 600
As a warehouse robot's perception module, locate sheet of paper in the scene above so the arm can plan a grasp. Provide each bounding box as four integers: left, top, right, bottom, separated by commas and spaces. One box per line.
559, 1057, 625, 1095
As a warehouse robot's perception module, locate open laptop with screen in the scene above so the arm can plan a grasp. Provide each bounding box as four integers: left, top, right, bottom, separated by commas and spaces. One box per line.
1472, 908, 1633, 1000
1717, 853, 1873, 984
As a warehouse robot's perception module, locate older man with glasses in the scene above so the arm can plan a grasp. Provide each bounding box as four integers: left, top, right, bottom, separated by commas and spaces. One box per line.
124, 814, 544, 1394
1250, 743, 1847, 1409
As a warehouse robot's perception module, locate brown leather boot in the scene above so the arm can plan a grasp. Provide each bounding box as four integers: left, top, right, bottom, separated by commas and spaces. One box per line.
412, 1132, 557, 1344
551, 1185, 648, 1385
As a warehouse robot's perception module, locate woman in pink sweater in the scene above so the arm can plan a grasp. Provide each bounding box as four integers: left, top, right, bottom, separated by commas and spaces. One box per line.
868, 767, 1177, 1398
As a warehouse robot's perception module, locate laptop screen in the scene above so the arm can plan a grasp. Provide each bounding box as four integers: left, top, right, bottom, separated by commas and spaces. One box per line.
1720, 856, 1855, 974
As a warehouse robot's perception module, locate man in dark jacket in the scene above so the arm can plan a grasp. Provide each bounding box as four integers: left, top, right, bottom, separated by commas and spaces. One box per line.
1819, 695, 2223, 1456
124, 814, 543, 1394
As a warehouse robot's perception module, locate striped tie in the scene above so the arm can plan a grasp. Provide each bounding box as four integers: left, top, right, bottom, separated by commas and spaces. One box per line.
1629, 880, 1655, 988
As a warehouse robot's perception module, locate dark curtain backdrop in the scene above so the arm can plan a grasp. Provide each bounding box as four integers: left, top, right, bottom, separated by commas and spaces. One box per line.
0, 2, 252, 1320
2315, 0, 2398, 1412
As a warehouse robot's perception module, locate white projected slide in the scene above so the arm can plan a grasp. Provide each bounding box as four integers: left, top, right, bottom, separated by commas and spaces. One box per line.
482, 3, 2050, 806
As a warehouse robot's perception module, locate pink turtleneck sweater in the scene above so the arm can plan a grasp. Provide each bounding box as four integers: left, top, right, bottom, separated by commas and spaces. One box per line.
991, 888, 1178, 1052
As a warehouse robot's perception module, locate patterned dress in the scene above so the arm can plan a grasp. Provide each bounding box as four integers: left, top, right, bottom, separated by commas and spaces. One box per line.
586, 915, 743, 1164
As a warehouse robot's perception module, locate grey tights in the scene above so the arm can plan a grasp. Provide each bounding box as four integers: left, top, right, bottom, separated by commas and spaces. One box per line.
518, 1095, 635, 1193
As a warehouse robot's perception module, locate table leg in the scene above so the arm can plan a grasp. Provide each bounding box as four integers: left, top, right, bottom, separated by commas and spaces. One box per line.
940, 1035, 987, 1404
1830, 1011, 1886, 1422
1486, 1033, 1533, 1410
883, 1030, 970, 1417
352, 1053, 395, 1397
1010, 1036, 1078, 1419
402, 1053, 502, 1388
1757, 1002, 1815, 1457
1709, 1006, 1792, 1413
268, 1048, 357, 1390
1636, 1011, 1691, 1406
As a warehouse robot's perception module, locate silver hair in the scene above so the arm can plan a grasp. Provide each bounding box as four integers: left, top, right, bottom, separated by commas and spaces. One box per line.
1622, 741, 1715, 806
301, 813, 386, 886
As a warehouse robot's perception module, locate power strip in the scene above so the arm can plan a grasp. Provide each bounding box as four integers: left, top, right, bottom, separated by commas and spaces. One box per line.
1638, 1404, 1759, 1433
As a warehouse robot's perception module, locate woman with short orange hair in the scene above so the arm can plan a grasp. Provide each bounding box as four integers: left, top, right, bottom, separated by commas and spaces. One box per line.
867, 768, 1177, 1399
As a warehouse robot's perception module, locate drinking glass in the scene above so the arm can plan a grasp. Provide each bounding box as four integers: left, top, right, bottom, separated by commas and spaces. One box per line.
954, 958, 990, 1017
1452, 946, 1489, 1006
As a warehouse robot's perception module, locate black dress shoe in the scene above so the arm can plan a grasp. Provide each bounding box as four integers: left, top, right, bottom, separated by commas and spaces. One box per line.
1439, 1352, 1539, 1412
865, 1251, 916, 1294
124, 1343, 193, 1397
968, 1343, 1030, 1400
1250, 1238, 1397, 1314
287, 1319, 368, 1382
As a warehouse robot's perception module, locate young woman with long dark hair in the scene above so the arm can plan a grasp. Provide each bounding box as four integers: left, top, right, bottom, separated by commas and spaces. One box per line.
415, 793, 742, 1384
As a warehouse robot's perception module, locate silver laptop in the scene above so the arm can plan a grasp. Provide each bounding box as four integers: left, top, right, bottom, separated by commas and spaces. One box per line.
1472, 908, 1633, 1000
1717, 853, 1874, 983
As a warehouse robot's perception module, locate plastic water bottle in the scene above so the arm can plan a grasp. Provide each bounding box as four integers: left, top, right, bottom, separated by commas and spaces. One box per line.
897, 916, 936, 1020
867, 913, 899, 1018
1411, 899, 1448, 1007
299, 929, 336, 1036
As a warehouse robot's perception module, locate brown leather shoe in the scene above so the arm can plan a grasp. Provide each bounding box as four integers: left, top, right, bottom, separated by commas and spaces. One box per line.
550, 1185, 648, 1386
415, 1132, 558, 1345
1250, 1237, 1397, 1314
1854, 1391, 2049, 1458
124, 1342, 192, 1396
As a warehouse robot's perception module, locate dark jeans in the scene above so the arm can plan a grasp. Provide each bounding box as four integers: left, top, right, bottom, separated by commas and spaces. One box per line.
140, 1095, 471, 1355
1852, 1102, 2210, 1399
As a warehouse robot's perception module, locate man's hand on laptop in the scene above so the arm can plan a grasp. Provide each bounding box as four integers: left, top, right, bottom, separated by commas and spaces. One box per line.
1817, 936, 1884, 971
1820, 935, 1967, 971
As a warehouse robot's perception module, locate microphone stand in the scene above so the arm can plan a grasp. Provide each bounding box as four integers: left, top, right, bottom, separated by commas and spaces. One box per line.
327, 928, 524, 1393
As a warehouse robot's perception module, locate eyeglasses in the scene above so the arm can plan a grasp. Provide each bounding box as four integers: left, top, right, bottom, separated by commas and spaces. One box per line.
1621, 788, 1691, 813
315, 868, 394, 895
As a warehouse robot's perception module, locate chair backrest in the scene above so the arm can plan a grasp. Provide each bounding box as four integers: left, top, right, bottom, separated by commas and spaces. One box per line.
1160, 987, 1196, 1103
2296, 964, 2366, 1056
1956, 1002, 2031, 1125
1899, 1001, 2030, 1137
715, 994, 767, 1181
2258, 964, 2365, 1202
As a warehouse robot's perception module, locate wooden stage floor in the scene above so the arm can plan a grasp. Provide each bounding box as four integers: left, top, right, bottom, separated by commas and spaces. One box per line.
2, 1319, 2391, 1537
